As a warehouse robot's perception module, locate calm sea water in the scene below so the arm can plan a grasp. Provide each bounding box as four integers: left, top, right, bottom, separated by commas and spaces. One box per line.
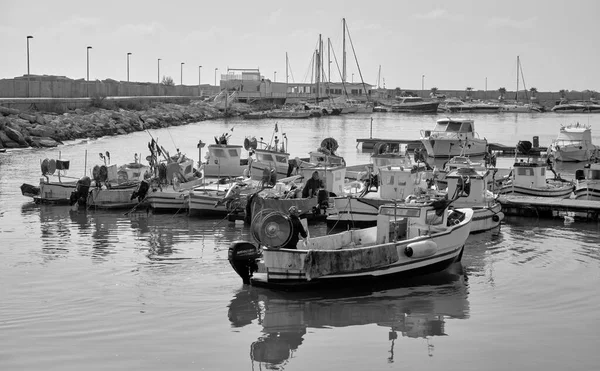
1, 112, 599, 371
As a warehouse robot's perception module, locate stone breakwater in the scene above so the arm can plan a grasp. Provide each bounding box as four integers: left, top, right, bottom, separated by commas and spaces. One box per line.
0, 101, 247, 150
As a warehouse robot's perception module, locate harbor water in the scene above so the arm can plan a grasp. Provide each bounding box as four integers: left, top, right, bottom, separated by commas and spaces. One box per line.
1, 112, 599, 370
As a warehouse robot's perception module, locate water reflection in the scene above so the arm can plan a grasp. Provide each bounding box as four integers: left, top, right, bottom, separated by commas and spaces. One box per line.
228, 267, 470, 369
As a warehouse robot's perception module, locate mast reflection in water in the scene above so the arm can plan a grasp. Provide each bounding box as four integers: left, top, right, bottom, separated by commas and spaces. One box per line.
228, 265, 470, 369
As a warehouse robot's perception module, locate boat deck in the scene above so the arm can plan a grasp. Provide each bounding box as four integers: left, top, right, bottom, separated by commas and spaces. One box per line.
498, 195, 600, 220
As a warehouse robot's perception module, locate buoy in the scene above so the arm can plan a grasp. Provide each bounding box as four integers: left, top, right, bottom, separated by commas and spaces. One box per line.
492, 214, 500, 222
404, 240, 437, 258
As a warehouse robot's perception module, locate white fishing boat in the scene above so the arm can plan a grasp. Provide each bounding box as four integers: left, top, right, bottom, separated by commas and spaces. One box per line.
247, 128, 291, 181
145, 153, 204, 212
186, 177, 259, 216
68, 152, 150, 210
228, 193, 473, 290
547, 123, 599, 162
574, 163, 600, 200
444, 167, 504, 233
199, 132, 247, 178
433, 156, 489, 191
20, 157, 76, 205
327, 142, 422, 227
496, 158, 574, 198
420, 118, 488, 158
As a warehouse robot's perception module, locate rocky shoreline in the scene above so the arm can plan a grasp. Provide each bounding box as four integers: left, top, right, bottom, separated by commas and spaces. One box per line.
0, 101, 251, 150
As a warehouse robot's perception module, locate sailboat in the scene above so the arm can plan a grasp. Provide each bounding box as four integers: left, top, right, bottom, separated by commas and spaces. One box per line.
338, 18, 373, 113
500, 56, 543, 113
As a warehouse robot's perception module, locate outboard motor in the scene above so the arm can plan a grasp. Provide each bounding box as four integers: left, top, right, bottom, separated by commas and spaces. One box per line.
70, 176, 92, 206
228, 241, 261, 284
575, 169, 585, 181
130, 180, 150, 202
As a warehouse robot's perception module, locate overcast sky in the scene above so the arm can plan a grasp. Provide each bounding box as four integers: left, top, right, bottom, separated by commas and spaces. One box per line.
1, 0, 598, 92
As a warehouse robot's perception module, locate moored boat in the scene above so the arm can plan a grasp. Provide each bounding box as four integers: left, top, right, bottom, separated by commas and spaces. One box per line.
444, 167, 504, 233
228, 194, 473, 290
420, 118, 488, 158
573, 163, 600, 200
21, 157, 76, 204
496, 146, 575, 198
547, 123, 599, 162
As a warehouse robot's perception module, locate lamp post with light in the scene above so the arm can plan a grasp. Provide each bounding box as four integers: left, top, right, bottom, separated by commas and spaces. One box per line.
86, 46, 92, 96
214, 68, 218, 87
26, 35, 33, 97
181, 62, 185, 85
127, 52, 132, 82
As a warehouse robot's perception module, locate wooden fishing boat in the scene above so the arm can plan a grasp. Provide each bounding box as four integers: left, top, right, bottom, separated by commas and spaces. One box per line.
228, 192, 473, 290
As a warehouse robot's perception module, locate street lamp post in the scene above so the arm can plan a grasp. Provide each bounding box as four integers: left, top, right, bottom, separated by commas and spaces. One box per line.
26, 35, 33, 97
127, 52, 132, 82
421, 74, 425, 97
87, 46, 92, 96
181, 62, 185, 85
199, 65, 202, 96
274, 71, 277, 82
214, 68, 218, 87
158, 58, 161, 84
352, 73, 354, 83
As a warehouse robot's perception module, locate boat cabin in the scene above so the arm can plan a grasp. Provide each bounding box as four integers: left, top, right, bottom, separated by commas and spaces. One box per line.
378, 166, 429, 199
553, 124, 593, 147
445, 167, 493, 206
512, 160, 548, 188
298, 164, 346, 196
202, 144, 245, 178
302, 200, 453, 251
577, 163, 600, 181
430, 118, 476, 137
376, 202, 451, 244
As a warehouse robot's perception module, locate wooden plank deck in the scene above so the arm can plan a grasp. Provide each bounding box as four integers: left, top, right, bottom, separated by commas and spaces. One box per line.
498, 195, 600, 220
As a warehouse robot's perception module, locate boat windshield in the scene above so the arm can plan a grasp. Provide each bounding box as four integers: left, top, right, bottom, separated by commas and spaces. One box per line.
434, 121, 461, 132
380, 206, 421, 217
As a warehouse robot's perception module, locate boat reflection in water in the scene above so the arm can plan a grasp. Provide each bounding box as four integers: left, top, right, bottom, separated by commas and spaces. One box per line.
227, 266, 470, 368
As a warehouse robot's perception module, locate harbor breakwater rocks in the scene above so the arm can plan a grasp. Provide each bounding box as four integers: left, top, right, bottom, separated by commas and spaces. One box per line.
0, 101, 249, 150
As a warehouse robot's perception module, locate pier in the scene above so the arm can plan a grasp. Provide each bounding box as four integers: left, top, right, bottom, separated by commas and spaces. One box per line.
498, 195, 600, 220
356, 138, 547, 156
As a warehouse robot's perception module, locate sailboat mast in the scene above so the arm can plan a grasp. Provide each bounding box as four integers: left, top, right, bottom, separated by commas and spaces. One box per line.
328, 38, 331, 84
342, 18, 347, 83
377, 65, 381, 89
316, 34, 321, 103
285, 52, 288, 99
515, 55, 520, 101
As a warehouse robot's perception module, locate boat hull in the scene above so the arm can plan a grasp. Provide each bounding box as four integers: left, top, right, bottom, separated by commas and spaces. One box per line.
573, 181, 600, 201
550, 145, 597, 162
249, 245, 464, 291
390, 102, 439, 113
29, 181, 78, 205
421, 138, 488, 158
86, 184, 140, 209
497, 184, 574, 198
